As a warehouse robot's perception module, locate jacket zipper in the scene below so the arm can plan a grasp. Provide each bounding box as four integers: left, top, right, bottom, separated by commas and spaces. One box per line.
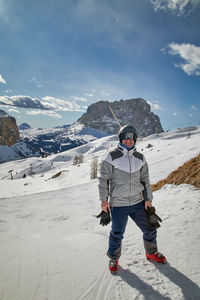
127, 151, 132, 205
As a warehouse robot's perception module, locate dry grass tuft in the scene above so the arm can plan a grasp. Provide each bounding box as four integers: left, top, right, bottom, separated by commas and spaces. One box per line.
151, 153, 200, 191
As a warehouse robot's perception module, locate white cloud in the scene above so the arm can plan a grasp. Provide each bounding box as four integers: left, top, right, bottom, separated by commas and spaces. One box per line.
173, 112, 178, 115
4, 89, 12, 93
151, 0, 200, 15
7, 108, 20, 113
151, 103, 162, 110
0, 95, 85, 112
191, 105, 198, 110
168, 43, 200, 75
42, 96, 85, 112
147, 101, 163, 110
26, 109, 62, 119
0, 96, 13, 106
0, 74, 6, 84
0, 95, 49, 109
189, 113, 193, 117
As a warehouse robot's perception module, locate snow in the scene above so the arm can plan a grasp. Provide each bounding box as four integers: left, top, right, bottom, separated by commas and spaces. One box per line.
0, 141, 39, 164
0, 122, 107, 163
0, 126, 200, 299
20, 122, 107, 142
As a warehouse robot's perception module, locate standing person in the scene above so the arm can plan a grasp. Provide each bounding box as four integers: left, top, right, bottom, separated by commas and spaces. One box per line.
98, 125, 166, 273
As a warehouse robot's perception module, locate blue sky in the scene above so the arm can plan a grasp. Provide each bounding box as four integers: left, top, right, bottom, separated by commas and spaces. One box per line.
0, 0, 200, 130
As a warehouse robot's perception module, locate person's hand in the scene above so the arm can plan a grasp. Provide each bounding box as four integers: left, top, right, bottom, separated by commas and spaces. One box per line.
101, 201, 110, 212
146, 206, 162, 229
96, 210, 111, 226
145, 200, 152, 210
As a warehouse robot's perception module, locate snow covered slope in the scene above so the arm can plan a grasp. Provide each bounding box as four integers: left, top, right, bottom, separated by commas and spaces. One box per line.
0, 126, 200, 299
0, 126, 199, 196
0, 140, 40, 164
0, 122, 107, 163
20, 122, 108, 155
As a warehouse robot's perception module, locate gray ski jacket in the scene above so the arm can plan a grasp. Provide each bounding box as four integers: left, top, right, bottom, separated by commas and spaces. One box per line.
98, 144, 153, 207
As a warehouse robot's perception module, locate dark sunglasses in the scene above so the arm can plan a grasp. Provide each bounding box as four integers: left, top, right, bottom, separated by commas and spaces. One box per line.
121, 132, 135, 140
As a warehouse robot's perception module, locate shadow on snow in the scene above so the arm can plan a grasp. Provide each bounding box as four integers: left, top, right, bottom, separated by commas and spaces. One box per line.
117, 263, 200, 300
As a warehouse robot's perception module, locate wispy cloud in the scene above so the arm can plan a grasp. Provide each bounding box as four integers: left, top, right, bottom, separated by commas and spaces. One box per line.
191, 105, 198, 110
84, 93, 94, 97
100, 90, 110, 97
41, 96, 85, 111
26, 109, 62, 119
168, 43, 200, 75
152, 103, 163, 110
7, 107, 20, 113
0, 74, 6, 84
28, 77, 42, 88
147, 101, 163, 111
0, 95, 85, 112
0, 95, 86, 119
71, 96, 88, 102
173, 112, 178, 115
151, 0, 200, 16
0, 95, 50, 110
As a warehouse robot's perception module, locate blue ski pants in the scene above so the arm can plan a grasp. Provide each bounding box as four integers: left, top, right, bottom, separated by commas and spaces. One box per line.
108, 201, 157, 259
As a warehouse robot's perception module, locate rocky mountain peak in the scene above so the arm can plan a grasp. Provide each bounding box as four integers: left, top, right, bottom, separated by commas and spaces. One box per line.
0, 110, 20, 146
78, 98, 163, 136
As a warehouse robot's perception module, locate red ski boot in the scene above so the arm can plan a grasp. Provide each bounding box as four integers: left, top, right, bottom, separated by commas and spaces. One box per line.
146, 252, 167, 264
109, 260, 119, 274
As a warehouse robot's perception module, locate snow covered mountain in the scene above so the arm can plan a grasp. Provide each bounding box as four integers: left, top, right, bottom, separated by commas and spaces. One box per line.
0, 126, 200, 299
20, 122, 107, 154
0, 122, 108, 163
18, 122, 32, 130
0, 140, 40, 164
0, 98, 164, 163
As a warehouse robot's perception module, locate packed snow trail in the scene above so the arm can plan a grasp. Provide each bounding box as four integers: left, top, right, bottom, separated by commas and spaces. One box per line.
0, 181, 200, 299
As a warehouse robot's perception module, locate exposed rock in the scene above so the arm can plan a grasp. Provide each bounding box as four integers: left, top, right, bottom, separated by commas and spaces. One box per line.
78, 98, 163, 136
0, 110, 20, 146
146, 143, 153, 148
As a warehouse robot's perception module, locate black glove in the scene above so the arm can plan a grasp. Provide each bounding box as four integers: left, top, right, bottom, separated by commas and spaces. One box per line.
146, 206, 162, 229
96, 210, 111, 226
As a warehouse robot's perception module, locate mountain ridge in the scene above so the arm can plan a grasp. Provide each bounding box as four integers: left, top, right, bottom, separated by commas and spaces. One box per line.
78, 98, 163, 136
0, 97, 164, 162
